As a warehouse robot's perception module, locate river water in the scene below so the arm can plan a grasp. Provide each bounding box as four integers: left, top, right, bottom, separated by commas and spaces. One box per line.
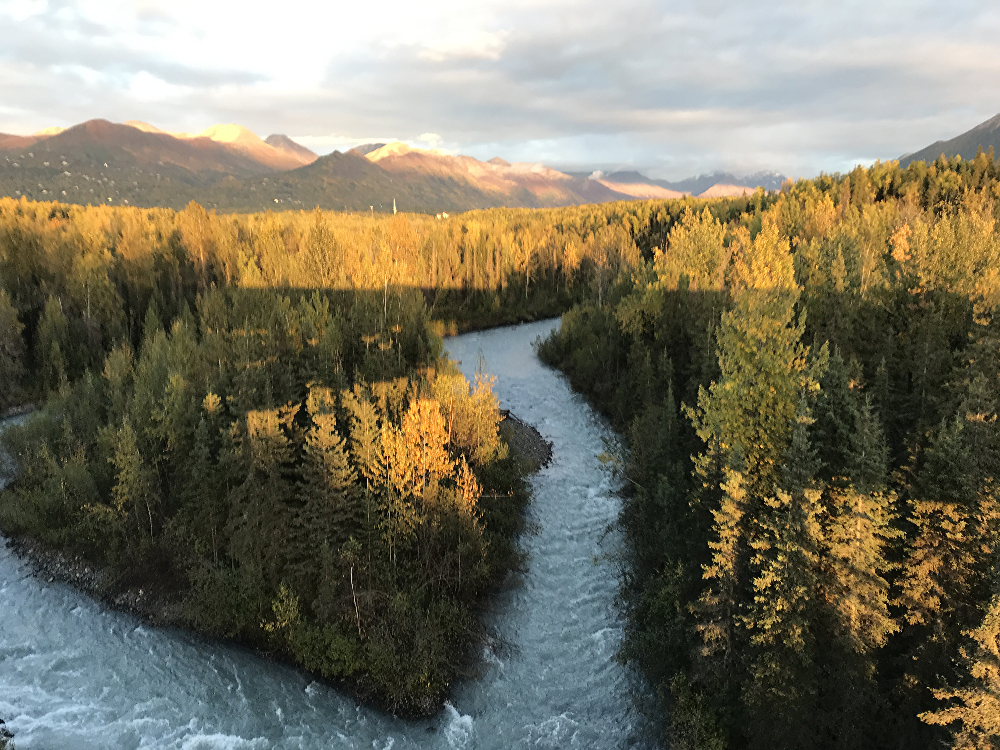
0, 319, 655, 749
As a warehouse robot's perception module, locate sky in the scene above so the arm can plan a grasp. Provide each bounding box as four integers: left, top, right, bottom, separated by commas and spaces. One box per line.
2, 0, 1000, 181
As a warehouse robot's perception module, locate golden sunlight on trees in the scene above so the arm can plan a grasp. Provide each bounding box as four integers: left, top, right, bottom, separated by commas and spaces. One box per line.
535, 152, 1000, 748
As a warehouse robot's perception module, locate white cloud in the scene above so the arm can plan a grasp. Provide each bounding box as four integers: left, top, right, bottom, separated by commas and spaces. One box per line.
417, 132, 444, 148
419, 30, 508, 62
2, 0, 1000, 178
127, 70, 190, 102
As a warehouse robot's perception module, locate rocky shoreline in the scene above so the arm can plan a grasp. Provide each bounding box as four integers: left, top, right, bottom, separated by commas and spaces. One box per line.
4, 534, 182, 625
500, 410, 553, 472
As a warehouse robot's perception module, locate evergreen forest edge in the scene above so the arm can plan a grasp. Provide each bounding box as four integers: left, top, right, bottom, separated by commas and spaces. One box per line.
538, 151, 1000, 748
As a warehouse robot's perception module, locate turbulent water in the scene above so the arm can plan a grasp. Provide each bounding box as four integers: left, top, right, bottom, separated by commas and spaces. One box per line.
0, 319, 655, 749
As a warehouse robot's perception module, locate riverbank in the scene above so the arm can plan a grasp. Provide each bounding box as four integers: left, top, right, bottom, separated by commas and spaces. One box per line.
0, 405, 34, 420
0, 719, 14, 749
500, 410, 552, 472
0, 318, 654, 748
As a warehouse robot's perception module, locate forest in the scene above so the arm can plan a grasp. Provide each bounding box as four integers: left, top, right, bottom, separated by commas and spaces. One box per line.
538, 150, 1000, 748
0, 191, 754, 714
4, 148, 998, 744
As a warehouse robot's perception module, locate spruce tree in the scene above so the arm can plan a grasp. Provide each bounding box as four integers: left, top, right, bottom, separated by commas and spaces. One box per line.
225, 406, 297, 594
742, 413, 825, 749
37, 294, 69, 391
824, 486, 899, 654
107, 418, 160, 545
288, 387, 361, 599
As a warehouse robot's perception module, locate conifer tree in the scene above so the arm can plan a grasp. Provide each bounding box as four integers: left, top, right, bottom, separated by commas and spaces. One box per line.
102, 344, 134, 428
921, 594, 1000, 749
742, 413, 825, 748
689, 214, 825, 738
696, 464, 747, 673
845, 394, 890, 494
225, 406, 297, 591
174, 412, 225, 563
826, 486, 899, 648
342, 386, 382, 489
37, 294, 69, 391
108, 418, 160, 544
289, 387, 361, 595
898, 497, 975, 636
899, 418, 980, 640
813, 350, 861, 481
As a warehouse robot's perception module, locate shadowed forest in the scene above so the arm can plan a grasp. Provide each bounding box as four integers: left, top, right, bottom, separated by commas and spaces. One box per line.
539, 151, 1000, 748
2, 149, 1000, 743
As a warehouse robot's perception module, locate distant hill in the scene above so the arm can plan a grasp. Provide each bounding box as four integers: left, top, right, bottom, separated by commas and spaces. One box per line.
697, 184, 755, 198
615, 170, 787, 195
900, 112, 1000, 167
594, 177, 687, 200
265, 134, 317, 166
0, 118, 784, 213
362, 141, 626, 206
0, 133, 40, 150
598, 169, 785, 198
207, 148, 518, 213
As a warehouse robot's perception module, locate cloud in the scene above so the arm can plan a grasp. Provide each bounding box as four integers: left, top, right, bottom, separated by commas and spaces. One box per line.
2, 0, 1000, 178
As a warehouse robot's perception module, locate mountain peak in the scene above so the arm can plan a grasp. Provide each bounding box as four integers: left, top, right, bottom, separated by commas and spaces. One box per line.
264, 134, 317, 165
352, 143, 387, 156
365, 141, 414, 161
198, 123, 263, 146
365, 141, 452, 163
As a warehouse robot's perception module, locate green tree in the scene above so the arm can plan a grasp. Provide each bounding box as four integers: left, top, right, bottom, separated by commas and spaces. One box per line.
742, 415, 825, 748
108, 418, 160, 544
37, 294, 69, 391
921, 594, 1000, 749
689, 214, 819, 496
0, 289, 25, 410
288, 387, 362, 595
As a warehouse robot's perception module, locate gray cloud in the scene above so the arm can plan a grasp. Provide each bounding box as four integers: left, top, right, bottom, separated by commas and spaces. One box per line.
2, 0, 1000, 179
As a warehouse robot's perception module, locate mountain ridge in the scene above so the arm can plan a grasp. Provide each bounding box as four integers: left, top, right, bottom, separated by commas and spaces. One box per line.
0, 118, 782, 213
900, 112, 1000, 167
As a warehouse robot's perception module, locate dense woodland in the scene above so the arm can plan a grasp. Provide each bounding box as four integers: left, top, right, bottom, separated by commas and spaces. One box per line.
5, 150, 999, 743
0, 192, 753, 713
539, 150, 1000, 748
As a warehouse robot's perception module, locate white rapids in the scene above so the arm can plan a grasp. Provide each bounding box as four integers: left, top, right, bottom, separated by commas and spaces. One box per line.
0, 319, 656, 749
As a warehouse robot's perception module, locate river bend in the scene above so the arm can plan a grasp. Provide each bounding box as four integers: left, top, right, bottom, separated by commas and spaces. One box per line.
0, 319, 654, 749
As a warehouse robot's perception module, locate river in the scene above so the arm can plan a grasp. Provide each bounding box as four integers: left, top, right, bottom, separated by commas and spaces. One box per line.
0, 319, 656, 749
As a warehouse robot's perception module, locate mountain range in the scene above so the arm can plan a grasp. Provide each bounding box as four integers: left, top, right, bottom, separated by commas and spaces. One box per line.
0, 119, 783, 213
571, 169, 788, 197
